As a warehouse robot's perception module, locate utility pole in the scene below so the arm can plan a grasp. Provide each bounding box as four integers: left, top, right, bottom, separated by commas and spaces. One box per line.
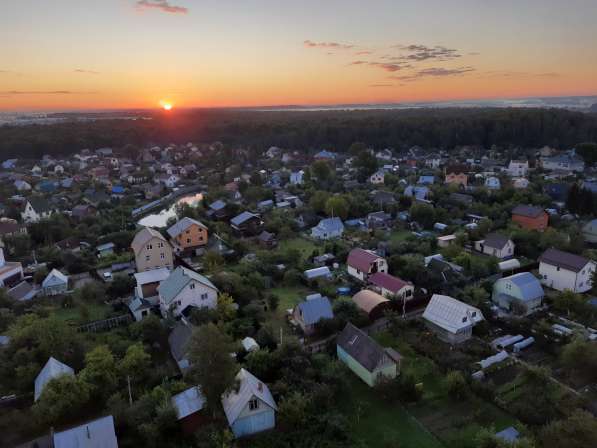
127, 375, 133, 406
279, 327, 283, 345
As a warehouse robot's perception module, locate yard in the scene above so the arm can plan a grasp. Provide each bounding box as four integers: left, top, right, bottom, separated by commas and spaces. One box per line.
47, 299, 117, 325
277, 237, 319, 261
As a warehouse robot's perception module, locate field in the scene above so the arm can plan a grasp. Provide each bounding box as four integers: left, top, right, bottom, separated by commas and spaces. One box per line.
277, 237, 320, 261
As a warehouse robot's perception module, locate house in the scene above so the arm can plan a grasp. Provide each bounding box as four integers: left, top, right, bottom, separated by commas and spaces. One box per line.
290, 170, 304, 185
71, 204, 96, 220
403, 185, 429, 201
583, 219, 597, 244
230, 211, 263, 236
311, 217, 344, 240
352, 289, 391, 320
538, 248, 596, 293
34, 357, 74, 401
445, 172, 468, 187
53, 415, 118, 448
369, 170, 385, 185
169, 321, 194, 372
484, 176, 501, 190
0, 220, 27, 245
346, 249, 387, 282
366, 211, 392, 229
474, 234, 515, 259
167, 217, 209, 254
313, 150, 336, 161
8, 280, 38, 301
208, 199, 228, 219
221, 369, 277, 438
0, 248, 23, 287
21, 197, 55, 223
304, 266, 332, 281
507, 160, 529, 177
492, 272, 544, 315
337, 323, 398, 387
128, 297, 154, 321
418, 175, 435, 185
369, 272, 414, 301
171, 386, 207, 434
158, 266, 219, 318
426, 254, 464, 284
257, 230, 277, 248
292, 295, 334, 335
437, 235, 456, 248
134, 267, 170, 301
14, 179, 31, 191
97, 242, 115, 258
541, 153, 585, 172
370, 190, 396, 207
544, 183, 570, 204
131, 227, 174, 272
41, 269, 68, 296
242, 337, 260, 352
511, 205, 548, 231
422, 294, 484, 344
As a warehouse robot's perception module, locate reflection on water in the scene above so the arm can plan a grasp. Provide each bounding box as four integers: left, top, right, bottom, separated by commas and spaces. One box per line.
137, 193, 203, 228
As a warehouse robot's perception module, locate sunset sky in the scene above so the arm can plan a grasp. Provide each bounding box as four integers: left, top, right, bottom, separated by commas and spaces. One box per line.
1, 0, 597, 111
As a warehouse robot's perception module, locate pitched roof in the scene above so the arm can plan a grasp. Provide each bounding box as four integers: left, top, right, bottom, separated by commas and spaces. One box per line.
35, 357, 74, 401
231, 211, 260, 227
42, 269, 68, 287
53, 415, 118, 448
159, 266, 217, 305
313, 217, 344, 233
28, 197, 52, 214
539, 248, 592, 272
296, 296, 334, 325
369, 272, 410, 293
209, 199, 226, 211
133, 267, 170, 285
512, 204, 545, 218
171, 386, 205, 420
337, 323, 393, 372
131, 227, 168, 255
499, 272, 544, 301
221, 369, 277, 425
423, 294, 484, 333
483, 233, 511, 250
352, 289, 389, 314
347, 248, 383, 272
8, 280, 36, 301
168, 321, 193, 362
167, 217, 207, 238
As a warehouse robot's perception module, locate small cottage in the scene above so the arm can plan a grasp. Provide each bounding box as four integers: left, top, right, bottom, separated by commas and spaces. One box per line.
35, 357, 74, 401
492, 272, 544, 315
422, 294, 484, 344
41, 269, 68, 296
292, 295, 334, 335
346, 248, 387, 282
474, 233, 515, 259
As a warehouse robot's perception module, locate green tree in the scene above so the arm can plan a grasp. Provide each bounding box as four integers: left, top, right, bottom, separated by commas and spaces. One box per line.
445, 370, 468, 399
80, 345, 118, 399
188, 323, 239, 414
120, 343, 151, 380
309, 190, 331, 214
540, 410, 597, 448
325, 196, 349, 220
310, 160, 332, 182
33, 375, 90, 425
217, 293, 237, 321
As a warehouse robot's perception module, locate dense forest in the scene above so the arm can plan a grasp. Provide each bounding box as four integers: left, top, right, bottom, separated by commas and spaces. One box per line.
1, 108, 597, 158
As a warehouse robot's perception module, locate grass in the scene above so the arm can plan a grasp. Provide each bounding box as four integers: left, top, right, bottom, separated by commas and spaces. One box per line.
50, 300, 115, 325
389, 229, 413, 243
278, 237, 319, 261
269, 285, 313, 311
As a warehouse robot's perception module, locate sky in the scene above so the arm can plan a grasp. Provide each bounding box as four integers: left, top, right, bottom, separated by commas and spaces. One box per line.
1, 0, 597, 111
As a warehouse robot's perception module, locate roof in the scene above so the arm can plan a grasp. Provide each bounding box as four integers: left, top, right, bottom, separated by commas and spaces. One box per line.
42, 269, 68, 287
304, 266, 331, 279
296, 296, 334, 325
0, 220, 25, 235
369, 272, 410, 294
8, 280, 36, 301
209, 199, 226, 211
495, 426, 520, 443
168, 321, 193, 362
241, 337, 259, 352
483, 233, 511, 250
347, 248, 383, 272
171, 386, 205, 420
337, 323, 394, 372
167, 217, 207, 238
35, 357, 74, 401
422, 294, 484, 333
159, 266, 217, 305
313, 217, 344, 233
53, 415, 118, 448
134, 267, 170, 285
231, 211, 260, 227
28, 196, 52, 214
539, 248, 592, 272
352, 289, 389, 314
221, 369, 277, 425
499, 272, 544, 301
258, 230, 276, 242
512, 204, 545, 218
128, 297, 152, 313
131, 227, 168, 255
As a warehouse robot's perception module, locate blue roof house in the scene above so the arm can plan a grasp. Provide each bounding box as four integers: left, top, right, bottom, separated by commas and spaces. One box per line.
292, 295, 334, 335
53, 415, 118, 448
492, 272, 544, 315
311, 217, 344, 240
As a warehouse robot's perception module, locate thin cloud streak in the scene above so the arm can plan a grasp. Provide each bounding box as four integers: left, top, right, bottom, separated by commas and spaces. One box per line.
136, 0, 188, 14
304, 40, 354, 50
74, 69, 100, 75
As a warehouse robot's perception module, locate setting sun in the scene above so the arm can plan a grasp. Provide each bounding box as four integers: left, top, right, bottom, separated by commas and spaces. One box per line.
162, 103, 173, 111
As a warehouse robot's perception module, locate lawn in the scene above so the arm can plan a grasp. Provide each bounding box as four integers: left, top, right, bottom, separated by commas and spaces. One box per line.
50, 300, 115, 325
277, 237, 319, 261
269, 285, 313, 311
389, 229, 413, 243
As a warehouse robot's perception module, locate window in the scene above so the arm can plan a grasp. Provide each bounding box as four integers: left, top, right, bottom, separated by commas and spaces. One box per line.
190, 283, 195, 290
186, 238, 191, 244
186, 229, 190, 234
462, 317, 467, 323
556, 267, 560, 271
201, 293, 208, 300
160, 253, 165, 259
146, 255, 150, 261
472, 311, 477, 317
159, 242, 164, 248
249, 399, 259, 411
147, 244, 152, 250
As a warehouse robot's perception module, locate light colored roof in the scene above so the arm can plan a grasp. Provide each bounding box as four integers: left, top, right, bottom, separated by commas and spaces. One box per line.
134, 267, 170, 285
296, 296, 334, 325
241, 337, 259, 352
42, 269, 68, 288
221, 368, 277, 425
352, 289, 389, 314
171, 386, 205, 420
500, 272, 544, 301
53, 415, 118, 448
128, 297, 152, 312
313, 217, 344, 233
131, 227, 168, 255
304, 266, 331, 279
498, 259, 521, 271
159, 266, 217, 305
423, 294, 484, 334
231, 211, 260, 227
167, 217, 207, 238
35, 357, 74, 401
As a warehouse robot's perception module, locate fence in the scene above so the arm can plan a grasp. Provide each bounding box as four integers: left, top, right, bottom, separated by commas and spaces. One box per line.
77, 314, 132, 333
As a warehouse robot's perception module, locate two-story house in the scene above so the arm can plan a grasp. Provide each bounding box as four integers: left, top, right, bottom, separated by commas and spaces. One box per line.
158, 266, 219, 318
131, 227, 174, 272
21, 197, 55, 223
346, 248, 387, 282
539, 248, 596, 293
167, 217, 209, 254
511, 205, 548, 231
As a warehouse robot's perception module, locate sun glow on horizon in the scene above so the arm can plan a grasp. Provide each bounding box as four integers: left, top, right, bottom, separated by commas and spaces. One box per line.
160, 100, 173, 111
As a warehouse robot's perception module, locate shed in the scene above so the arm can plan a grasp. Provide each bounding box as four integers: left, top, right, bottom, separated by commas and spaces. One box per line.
352, 289, 391, 320
171, 386, 207, 433
35, 357, 74, 401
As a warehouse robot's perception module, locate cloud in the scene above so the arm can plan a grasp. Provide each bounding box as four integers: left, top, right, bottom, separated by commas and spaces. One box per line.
355, 50, 373, 55
0, 90, 98, 95
369, 62, 407, 72
393, 44, 462, 62
136, 0, 188, 14
304, 40, 354, 50
395, 66, 475, 81
349, 60, 368, 65
74, 69, 99, 75
479, 70, 560, 79
369, 84, 394, 88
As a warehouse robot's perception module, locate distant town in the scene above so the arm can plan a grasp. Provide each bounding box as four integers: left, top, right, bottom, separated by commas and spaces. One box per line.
1, 138, 597, 448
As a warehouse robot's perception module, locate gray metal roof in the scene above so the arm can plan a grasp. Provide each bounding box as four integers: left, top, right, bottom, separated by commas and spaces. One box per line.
483, 233, 511, 250
337, 323, 393, 372
231, 211, 260, 227
159, 266, 217, 305
53, 415, 118, 448
35, 357, 74, 401
221, 369, 277, 425
171, 386, 205, 420
167, 217, 207, 238
539, 248, 592, 273
313, 217, 344, 233
505, 272, 544, 301
296, 296, 333, 325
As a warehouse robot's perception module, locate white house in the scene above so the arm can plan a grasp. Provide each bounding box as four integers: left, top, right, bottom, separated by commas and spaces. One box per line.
368, 272, 414, 301
21, 197, 55, 223
311, 217, 344, 240
41, 269, 69, 296
369, 170, 385, 185
14, 180, 32, 191
422, 294, 484, 344
538, 248, 596, 293
221, 368, 277, 438
35, 357, 74, 401
474, 234, 515, 259
158, 266, 219, 318
507, 160, 529, 177
346, 248, 387, 282
290, 171, 304, 185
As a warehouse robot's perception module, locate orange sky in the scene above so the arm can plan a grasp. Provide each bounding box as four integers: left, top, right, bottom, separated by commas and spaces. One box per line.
1, 0, 597, 111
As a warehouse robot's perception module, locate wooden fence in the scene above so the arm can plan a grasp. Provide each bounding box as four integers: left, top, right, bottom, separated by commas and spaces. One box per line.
77, 314, 132, 333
